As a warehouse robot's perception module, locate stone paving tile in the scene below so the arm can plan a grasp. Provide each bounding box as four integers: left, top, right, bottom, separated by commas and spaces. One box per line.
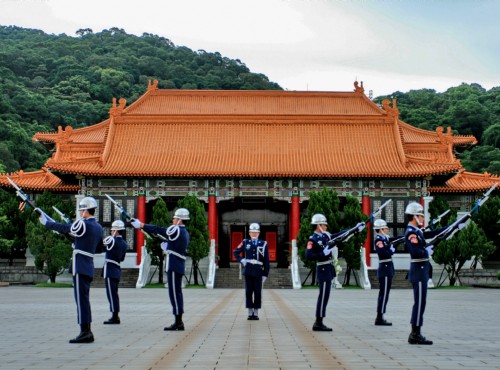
0, 287, 499, 369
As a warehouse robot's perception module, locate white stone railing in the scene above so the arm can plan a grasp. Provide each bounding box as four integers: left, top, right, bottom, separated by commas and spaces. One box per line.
358, 245, 371, 289
205, 239, 217, 289
136, 244, 151, 288
290, 240, 302, 289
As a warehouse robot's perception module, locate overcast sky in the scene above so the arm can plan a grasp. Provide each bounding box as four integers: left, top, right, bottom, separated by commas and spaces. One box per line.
1, 0, 499, 97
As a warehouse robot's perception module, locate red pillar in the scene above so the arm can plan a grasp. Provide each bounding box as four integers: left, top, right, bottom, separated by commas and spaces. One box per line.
136, 195, 146, 265
290, 194, 300, 241
362, 195, 371, 266
208, 194, 218, 258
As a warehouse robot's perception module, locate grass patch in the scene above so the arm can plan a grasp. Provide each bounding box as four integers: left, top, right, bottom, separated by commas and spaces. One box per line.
185, 284, 205, 289
143, 283, 165, 288
35, 282, 73, 288
433, 285, 472, 289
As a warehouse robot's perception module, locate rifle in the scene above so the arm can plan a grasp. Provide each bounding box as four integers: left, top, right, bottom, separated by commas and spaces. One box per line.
7, 177, 42, 215
52, 206, 72, 224
104, 194, 160, 240
426, 183, 498, 247
328, 199, 392, 246
8, 177, 76, 242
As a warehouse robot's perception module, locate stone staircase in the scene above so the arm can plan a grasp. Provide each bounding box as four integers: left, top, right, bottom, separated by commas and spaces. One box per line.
92, 268, 140, 288
367, 269, 411, 288
214, 263, 292, 289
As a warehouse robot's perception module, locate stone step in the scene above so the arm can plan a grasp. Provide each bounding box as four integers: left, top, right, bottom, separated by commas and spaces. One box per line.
368, 270, 411, 288
214, 263, 292, 289
92, 268, 139, 288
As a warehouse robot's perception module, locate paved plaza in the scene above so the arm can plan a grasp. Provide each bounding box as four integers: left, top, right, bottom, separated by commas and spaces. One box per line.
0, 285, 499, 370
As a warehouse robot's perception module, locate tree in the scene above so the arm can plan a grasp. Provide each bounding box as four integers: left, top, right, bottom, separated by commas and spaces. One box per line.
432, 222, 494, 286
177, 195, 209, 285
473, 195, 500, 262
428, 195, 456, 228
338, 195, 367, 285
0, 189, 28, 264
24, 191, 74, 283
146, 198, 170, 284
296, 189, 339, 285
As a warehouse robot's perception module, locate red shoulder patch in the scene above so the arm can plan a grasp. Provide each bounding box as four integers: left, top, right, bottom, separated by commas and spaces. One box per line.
307, 241, 313, 250
376, 241, 384, 248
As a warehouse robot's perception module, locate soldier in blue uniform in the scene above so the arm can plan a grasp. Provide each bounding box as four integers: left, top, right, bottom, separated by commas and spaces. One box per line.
373, 219, 395, 326
131, 208, 190, 331
306, 214, 364, 331
37, 197, 103, 343
404, 202, 449, 345
233, 223, 270, 320
101, 220, 128, 324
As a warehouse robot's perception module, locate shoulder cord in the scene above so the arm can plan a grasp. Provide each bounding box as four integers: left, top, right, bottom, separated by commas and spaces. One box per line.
104, 236, 115, 251
70, 217, 86, 238
166, 224, 180, 241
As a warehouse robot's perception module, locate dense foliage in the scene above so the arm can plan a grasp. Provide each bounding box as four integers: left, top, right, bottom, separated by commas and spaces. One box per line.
147, 197, 170, 284
0, 26, 281, 173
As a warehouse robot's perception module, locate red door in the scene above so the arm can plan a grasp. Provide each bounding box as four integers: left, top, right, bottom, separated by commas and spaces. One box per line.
266, 231, 277, 262
231, 231, 244, 262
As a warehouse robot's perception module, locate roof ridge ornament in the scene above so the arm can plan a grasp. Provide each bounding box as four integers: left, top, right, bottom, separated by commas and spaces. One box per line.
147, 79, 159, 91
109, 97, 127, 117
382, 98, 399, 120
353, 80, 364, 94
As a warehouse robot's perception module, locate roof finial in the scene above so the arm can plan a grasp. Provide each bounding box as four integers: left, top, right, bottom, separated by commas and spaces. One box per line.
354, 80, 364, 94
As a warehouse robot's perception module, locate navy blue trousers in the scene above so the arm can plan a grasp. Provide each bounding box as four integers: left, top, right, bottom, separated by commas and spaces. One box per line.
167, 270, 184, 315
244, 275, 263, 309
411, 280, 427, 326
73, 273, 92, 325
377, 276, 392, 314
316, 280, 332, 318
105, 277, 120, 313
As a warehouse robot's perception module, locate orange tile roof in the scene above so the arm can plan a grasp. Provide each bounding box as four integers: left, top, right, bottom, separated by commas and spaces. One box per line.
30, 83, 476, 180
429, 170, 500, 193
0, 169, 79, 192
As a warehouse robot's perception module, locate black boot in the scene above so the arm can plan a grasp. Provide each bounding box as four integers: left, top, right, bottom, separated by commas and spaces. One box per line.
312, 317, 332, 332
375, 313, 392, 326
408, 325, 433, 345
103, 312, 120, 324
69, 323, 94, 343
164, 314, 185, 331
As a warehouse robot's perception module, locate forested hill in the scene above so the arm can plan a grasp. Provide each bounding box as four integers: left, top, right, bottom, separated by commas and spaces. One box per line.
0, 26, 281, 173
0, 26, 499, 175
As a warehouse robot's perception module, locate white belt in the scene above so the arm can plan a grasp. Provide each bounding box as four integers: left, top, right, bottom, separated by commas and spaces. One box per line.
72, 249, 95, 276
166, 250, 186, 260
317, 260, 332, 266
247, 259, 263, 265
379, 259, 392, 263
411, 258, 429, 263
104, 259, 120, 267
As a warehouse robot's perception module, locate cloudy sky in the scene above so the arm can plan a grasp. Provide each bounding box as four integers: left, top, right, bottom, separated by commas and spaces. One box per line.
1, 0, 499, 97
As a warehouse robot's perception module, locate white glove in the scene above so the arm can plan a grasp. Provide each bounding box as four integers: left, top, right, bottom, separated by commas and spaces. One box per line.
356, 222, 366, 232
38, 210, 48, 226
160, 241, 168, 252
71, 243, 75, 249
323, 248, 332, 256
262, 276, 267, 283
130, 218, 142, 229
241, 258, 247, 266
390, 245, 395, 253
426, 245, 434, 256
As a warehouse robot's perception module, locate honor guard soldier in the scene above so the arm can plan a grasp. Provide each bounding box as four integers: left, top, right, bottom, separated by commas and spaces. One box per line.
373, 219, 395, 326
131, 208, 190, 331
101, 220, 128, 324
37, 197, 103, 343
404, 202, 446, 345
233, 223, 270, 320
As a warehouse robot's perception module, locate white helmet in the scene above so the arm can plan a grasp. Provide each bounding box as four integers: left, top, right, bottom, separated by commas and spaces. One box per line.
249, 223, 260, 232
373, 219, 388, 230
78, 197, 98, 210
111, 220, 125, 231
405, 202, 424, 216
311, 213, 328, 225
174, 208, 190, 220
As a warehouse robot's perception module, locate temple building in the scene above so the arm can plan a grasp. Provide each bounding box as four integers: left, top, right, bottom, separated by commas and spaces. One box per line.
1, 80, 499, 271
